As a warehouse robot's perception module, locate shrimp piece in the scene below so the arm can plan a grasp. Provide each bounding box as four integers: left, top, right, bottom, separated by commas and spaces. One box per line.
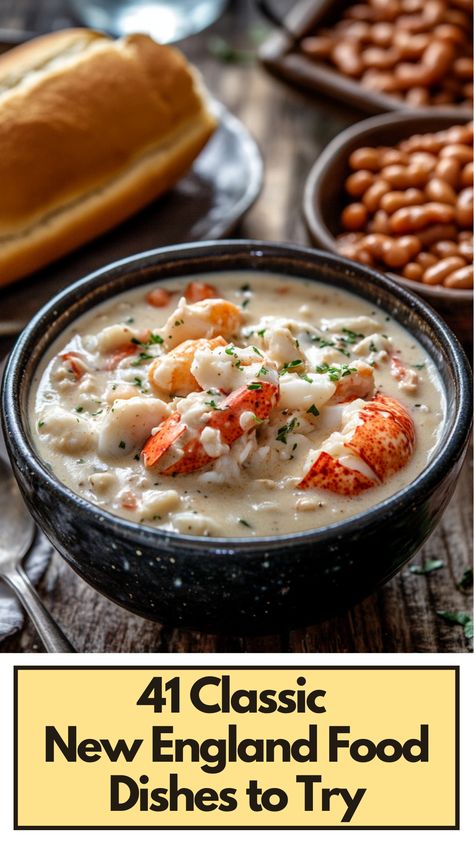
149, 336, 226, 397
58, 352, 87, 381
390, 355, 419, 394
329, 361, 375, 404
161, 297, 243, 350
142, 382, 279, 474
184, 281, 218, 303
299, 394, 415, 494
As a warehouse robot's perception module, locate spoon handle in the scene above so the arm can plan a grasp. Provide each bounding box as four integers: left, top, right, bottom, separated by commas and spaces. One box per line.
2, 564, 75, 653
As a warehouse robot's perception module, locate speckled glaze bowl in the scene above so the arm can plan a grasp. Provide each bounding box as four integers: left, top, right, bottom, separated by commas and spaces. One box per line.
2, 241, 472, 633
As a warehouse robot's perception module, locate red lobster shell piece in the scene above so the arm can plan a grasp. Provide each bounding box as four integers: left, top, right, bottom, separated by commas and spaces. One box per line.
298, 394, 415, 495
142, 382, 279, 474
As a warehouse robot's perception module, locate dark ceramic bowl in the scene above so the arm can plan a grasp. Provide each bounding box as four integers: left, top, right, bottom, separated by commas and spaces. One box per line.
2, 241, 472, 633
303, 111, 473, 344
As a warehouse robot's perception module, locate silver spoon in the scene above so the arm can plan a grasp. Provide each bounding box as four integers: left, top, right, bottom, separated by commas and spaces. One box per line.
0, 458, 75, 652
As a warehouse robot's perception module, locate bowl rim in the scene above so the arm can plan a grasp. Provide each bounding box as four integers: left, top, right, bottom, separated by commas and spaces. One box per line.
303, 110, 474, 303
2, 239, 472, 553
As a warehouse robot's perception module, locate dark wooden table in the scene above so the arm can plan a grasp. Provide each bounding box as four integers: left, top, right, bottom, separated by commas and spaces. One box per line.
0, 0, 472, 653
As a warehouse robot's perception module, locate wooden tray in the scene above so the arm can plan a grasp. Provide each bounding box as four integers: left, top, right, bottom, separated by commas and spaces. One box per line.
258, 0, 474, 116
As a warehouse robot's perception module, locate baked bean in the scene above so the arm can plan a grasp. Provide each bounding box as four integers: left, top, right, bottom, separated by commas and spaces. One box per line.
380, 165, 425, 189
380, 149, 409, 167
390, 202, 456, 233
370, 0, 401, 22
342, 21, 372, 40
367, 209, 390, 233
349, 147, 382, 171
425, 178, 457, 204
380, 188, 425, 214
422, 256, 466, 285
301, 36, 334, 59
357, 248, 376, 265
458, 230, 473, 241
417, 224, 458, 246
440, 145, 473, 164
431, 240, 460, 258
331, 41, 364, 77
456, 187, 473, 228
444, 265, 473, 289
403, 263, 424, 282
461, 163, 473, 187
362, 46, 400, 68
362, 232, 389, 258
361, 69, 401, 92
382, 241, 411, 268
346, 5, 376, 21
393, 31, 429, 59
435, 158, 461, 188
370, 22, 394, 46
416, 252, 438, 269
433, 24, 466, 44
397, 235, 422, 258
341, 202, 368, 230
345, 169, 375, 196
453, 57, 474, 80
362, 179, 390, 212
405, 87, 430, 106
458, 240, 474, 261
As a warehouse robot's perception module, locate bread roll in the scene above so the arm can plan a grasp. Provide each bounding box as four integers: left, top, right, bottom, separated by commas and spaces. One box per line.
0, 29, 217, 285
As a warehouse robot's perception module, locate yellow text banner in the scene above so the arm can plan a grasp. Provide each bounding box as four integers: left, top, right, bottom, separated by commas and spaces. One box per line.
15, 666, 458, 829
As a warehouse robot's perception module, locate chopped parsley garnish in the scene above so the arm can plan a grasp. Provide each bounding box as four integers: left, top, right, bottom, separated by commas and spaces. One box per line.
225, 345, 235, 355
247, 383, 262, 390
133, 454, 140, 461
299, 373, 313, 383
238, 518, 252, 528
409, 558, 444, 575
242, 299, 250, 308
205, 399, 222, 409
174, 320, 184, 327
149, 333, 164, 345
257, 328, 267, 337
91, 409, 103, 416
437, 610, 473, 641
131, 352, 153, 366
207, 389, 219, 395
279, 359, 303, 375
341, 328, 364, 343
252, 346, 263, 357
315, 363, 357, 382
413, 363, 426, 370
75, 406, 84, 413
257, 366, 268, 377
311, 335, 334, 348
306, 404, 320, 417
125, 317, 135, 324
240, 283, 251, 292
133, 377, 142, 387
459, 568, 473, 590
118, 440, 126, 449
276, 417, 299, 444
369, 341, 378, 353
38, 421, 45, 428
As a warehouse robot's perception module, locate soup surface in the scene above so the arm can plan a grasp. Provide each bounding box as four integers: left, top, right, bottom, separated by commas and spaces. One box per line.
31, 272, 444, 537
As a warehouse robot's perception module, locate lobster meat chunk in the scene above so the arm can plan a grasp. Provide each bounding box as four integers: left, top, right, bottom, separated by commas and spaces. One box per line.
298, 394, 415, 495
142, 381, 279, 474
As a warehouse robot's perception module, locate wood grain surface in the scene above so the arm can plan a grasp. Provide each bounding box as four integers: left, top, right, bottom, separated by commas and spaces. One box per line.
0, 0, 472, 653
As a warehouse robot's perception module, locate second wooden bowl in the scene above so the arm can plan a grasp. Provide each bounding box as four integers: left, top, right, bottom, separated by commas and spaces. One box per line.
303, 111, 473, 343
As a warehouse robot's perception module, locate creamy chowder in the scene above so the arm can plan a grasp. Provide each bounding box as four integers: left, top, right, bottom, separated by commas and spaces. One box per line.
30, 272, 445, 537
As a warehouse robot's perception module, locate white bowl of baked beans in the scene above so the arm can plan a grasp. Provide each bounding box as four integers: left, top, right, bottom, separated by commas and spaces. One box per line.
304, 110, 473, 342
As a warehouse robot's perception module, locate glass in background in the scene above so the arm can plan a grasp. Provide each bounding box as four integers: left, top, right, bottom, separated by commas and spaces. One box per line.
69, 0, 228, 43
